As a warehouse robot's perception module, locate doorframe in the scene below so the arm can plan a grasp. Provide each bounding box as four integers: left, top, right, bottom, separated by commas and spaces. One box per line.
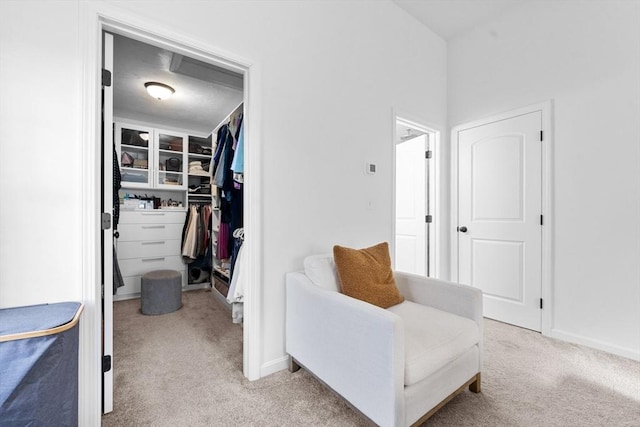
80, 3, 262, 424
450, 101, 553, 336
391, 111, 442, 279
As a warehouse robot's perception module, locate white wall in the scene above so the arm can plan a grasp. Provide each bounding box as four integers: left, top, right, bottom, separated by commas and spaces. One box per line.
0, 0, 447, 422
0, 1, 84, 305
448, 0, 640, 359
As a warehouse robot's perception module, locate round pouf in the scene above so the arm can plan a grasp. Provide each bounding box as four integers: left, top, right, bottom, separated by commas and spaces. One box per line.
140, 270, 183, 315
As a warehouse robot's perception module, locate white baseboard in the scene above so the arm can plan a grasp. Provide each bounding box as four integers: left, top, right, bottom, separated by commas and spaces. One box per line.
260, 355, 289, 377
550, 328, 640, 361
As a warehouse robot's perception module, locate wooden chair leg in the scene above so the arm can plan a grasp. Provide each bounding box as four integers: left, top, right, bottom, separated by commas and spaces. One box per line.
469, 373, 481, 393
289, 356, 301, 373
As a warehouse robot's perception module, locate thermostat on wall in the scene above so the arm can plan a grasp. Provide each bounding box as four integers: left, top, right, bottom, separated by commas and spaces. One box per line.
366, 162, 376, 175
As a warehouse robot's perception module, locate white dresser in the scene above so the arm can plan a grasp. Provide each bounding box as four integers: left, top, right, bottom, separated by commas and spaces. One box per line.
115, 210, 187, 300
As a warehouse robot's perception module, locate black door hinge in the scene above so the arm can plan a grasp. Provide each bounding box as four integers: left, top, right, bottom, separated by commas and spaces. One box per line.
425, 215, 433, 223
102, 69, 112, 87
425, 150, 432, 159
539, 298, 544, 309
101, 212, 112, 230
103, 355, 112, 373
540, 130, 543, 141
540, 214, 544, 225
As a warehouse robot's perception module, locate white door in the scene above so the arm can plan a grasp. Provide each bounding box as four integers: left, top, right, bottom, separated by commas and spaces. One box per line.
457, 111, 542, 331
102, 31, 114, 413
395, 134, 427, 275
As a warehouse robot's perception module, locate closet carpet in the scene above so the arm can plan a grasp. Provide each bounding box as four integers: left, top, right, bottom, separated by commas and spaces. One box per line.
102, 290, 640, 427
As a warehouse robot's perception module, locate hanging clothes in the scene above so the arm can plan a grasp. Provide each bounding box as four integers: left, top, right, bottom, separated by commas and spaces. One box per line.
217, 221, 230, 260
227, 240, 246, 324
113, 143, 124, 294
182, 204, 213, 263
231, 121, 244, 176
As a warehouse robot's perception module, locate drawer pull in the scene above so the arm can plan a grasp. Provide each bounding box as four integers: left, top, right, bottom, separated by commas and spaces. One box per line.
141, 241, 165, 245
141, 212, 165, 216
141, 225, 165, 229
142, 257, 165, 262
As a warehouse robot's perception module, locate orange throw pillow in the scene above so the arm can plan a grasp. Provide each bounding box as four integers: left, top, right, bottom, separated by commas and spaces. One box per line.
333, 242, 404, 309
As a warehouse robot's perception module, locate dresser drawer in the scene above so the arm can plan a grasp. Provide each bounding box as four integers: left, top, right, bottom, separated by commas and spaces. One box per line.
116, 270, 187, 298
120, 210, 186, 225
117, 223, 185, 242
117, 239, 182, 259
118, 255, 185, 277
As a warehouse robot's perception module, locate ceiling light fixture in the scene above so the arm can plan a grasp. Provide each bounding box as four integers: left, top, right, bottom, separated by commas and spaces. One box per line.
144, 82, 175, 100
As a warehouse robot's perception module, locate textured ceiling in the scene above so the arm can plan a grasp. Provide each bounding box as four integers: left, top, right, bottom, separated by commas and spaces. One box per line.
393, 0, 529, 40
112, 34, 243, 136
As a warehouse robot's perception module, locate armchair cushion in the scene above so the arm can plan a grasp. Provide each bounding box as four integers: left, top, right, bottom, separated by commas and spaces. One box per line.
333, 242, 404, 309
388, 301, 480, 386
303, 254, 340, 292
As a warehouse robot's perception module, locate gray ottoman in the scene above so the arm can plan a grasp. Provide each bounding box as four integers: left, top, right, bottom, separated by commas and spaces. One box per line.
140, 270, 183, 315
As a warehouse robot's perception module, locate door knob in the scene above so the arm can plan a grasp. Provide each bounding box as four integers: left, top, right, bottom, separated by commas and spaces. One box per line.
114, 231, 120, 239
458, 226, 468, 233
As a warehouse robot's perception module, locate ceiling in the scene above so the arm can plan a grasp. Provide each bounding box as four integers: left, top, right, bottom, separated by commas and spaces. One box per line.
112, 2, 524, 135
113, 34, 243, 136
393, 0, 529, 40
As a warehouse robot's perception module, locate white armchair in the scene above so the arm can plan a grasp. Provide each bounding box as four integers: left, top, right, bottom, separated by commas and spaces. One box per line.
285, 259, 483, 427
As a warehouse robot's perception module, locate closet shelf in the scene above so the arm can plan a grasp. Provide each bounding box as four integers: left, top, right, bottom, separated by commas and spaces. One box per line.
213, 266, 230, 280
188, 153, 211, 159
120, 143, 148, 151
158, 148, 182, 155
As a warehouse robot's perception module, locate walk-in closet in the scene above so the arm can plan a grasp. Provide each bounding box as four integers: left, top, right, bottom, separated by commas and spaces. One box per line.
105, 32, 247, 412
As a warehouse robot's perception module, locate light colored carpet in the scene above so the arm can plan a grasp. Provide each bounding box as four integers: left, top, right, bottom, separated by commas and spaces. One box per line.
102, 290, 640, 426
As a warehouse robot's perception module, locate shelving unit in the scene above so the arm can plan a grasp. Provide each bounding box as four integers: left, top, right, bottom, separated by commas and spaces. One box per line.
116, 122, 188, 191
115, 120, 216, 297
186, 134, 214, 204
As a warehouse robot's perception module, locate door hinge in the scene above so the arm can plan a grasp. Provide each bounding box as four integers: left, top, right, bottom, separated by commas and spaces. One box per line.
540, 130, 544, 141
102, 355, 112, 373
540, 298, 544, 309
101, 212, 112, 230
425, 215, 433, 223
425, 150, 432, 159
540, 214, 544, 226
102, 69, 112, 87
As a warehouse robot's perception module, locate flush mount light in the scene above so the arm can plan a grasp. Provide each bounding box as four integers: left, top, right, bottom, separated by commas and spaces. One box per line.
144, 82, 175, 100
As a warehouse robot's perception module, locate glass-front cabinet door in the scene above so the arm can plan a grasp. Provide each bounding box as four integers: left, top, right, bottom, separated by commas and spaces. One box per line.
116, 123, 153, 188
115, 122, 187, 191
155, 129, 187, 190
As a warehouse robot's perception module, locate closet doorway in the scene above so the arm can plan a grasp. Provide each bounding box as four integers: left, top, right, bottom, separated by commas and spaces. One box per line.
393, 117, 439, 277
100, 26, 255, 414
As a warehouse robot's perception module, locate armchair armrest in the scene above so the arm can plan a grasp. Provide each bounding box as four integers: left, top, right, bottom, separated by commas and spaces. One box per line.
394, 272, 482, 325
286, 272, 405, 427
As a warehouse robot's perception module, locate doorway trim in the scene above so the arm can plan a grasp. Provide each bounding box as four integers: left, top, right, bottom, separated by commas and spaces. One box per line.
391, 110, 441, 279
80, 3, 262, 424
450, 101, 553, 336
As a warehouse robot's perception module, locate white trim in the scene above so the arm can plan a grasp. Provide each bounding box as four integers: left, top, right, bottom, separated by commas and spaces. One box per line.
102, 31, 115, 414
260, 355, 290, 378
450, 101, 553, 336
550, 328, 640, 362
79, 4, 103, 425
80, 3, 263, 424
391, 109, 442, 279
